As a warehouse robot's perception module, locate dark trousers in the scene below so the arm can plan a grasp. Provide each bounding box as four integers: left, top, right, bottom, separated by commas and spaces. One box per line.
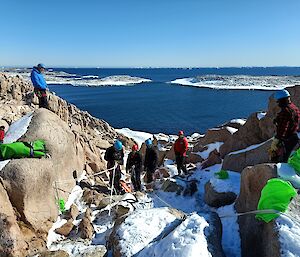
146, 167, 155, 183
175, 154, 187, 175
34, 89, 49, 109
131, 168, 142, 191
108, 163, 122, 194
272, 134, 299, 163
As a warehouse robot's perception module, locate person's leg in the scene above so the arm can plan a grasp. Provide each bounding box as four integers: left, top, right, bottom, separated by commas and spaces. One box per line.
175, 155, 182, 175
282, 135, 299, 162
40, 91, 49, 109
131, 171, 137, 191
181, 156, 187, 174
114, 165, 122, 193
135, 169, 142, 191
146, 168, 153, 183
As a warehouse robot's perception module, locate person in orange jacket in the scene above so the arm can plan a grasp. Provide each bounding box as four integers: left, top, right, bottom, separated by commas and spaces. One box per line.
174, 130, 189, 175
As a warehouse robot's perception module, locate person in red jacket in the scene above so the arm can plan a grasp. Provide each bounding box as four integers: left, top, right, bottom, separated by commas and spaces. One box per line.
0, 126, 5, 144
174, 130, 189, 175
269, 90, 300, 162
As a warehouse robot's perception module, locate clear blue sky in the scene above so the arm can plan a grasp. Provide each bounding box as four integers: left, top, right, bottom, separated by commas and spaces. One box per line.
1, 0, 299, 67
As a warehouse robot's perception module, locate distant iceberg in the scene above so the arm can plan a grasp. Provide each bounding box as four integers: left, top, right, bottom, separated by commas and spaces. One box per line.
170, 75, 300, 90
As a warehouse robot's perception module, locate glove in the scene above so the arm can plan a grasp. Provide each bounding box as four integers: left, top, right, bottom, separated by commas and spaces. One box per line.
270, 138, 280, 152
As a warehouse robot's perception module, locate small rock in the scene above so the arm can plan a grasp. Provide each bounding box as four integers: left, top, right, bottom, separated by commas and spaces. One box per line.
54, 219, 74, 237
161, 179, 184, 194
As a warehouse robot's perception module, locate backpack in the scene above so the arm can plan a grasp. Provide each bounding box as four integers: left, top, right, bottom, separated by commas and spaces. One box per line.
0, 140, 46, 160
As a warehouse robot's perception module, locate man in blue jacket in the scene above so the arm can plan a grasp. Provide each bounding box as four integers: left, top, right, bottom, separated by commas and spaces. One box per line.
31, 63, 49, 109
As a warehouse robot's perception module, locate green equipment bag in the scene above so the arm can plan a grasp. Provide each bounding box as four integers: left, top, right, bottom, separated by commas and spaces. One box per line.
215, 169, 229, 179
255, 178, 297, 223
0, 140, 46, 160
288, 147, 300, 175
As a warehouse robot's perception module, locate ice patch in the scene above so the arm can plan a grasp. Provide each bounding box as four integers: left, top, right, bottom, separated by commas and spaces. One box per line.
170, 75, 300, 90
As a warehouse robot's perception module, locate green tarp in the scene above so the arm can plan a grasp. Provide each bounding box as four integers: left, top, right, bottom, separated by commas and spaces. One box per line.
288, 147, 300, 175
0, 140, 46, 160
256, 178, 297, 223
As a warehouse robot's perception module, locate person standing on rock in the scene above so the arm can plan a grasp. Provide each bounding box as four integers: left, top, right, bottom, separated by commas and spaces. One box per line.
269, 89, 300, 162
126, 144, 142, 191
104, 140, 124, 194
174, 130, 189, 175
30, 63, 49, 109
0, 126, 5, 144
144, 139, 158, 184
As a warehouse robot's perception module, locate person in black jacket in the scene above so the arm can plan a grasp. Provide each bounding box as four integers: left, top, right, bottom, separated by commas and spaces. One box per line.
126, 144, 142, 191
144, 139, 158, 184
104, 140, 124, 194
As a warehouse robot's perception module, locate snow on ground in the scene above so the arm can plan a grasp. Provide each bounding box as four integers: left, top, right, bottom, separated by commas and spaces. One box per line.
139, 213, 211, 257
116, 208, 181, 257
216, 204, 241, 257
277, 163, 300, 189
210, 171, 240, 194
196, 142, 223, 159
116, 128, 153, 147
277, 214, 300, 257
257, 112, 267, 120
0, 112, 33, 170
46, 75, 151, 87
169, 75, 300, 90
226, 126, 238, 134
230, 118, 246, 125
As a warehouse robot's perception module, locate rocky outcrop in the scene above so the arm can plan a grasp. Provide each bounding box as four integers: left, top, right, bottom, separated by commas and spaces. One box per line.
201, 149, 222, 169
0, 181, 27, 257
235, 164, 280, 257
1, 109, 84, 232
222, 139, 272, 172
204, 182, 237, 208
198, 126, 236, 146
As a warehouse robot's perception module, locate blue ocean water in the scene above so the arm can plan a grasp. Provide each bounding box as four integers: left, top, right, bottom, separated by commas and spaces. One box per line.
48, 67, 300, 135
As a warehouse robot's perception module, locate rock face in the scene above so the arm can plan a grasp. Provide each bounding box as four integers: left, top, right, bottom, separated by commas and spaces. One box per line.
222, 139, 272, 172
198, 126, 236, 146
204, 182, 237, 208
205, 212, 226, 257
235, 164, 280, 257
1, 109, 85, 232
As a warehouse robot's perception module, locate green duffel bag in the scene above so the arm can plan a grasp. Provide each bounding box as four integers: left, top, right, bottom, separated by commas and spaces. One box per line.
255, 178, 297, 223
288, 147, 300, 175
0, 140, 46, 160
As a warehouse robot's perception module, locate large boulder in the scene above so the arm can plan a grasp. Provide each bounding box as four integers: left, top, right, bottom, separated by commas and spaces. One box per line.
198, 126, 236, 146
222, 139, 272, 172
235, 164, 279, 257
0, 181, 27, 257
204, 182, 237, 208
219, 113, 265, 157
0, 109, 85, 232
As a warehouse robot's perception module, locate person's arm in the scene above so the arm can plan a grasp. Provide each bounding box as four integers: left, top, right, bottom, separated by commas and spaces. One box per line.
184, 138, 189, 152
37, 74, 48, 90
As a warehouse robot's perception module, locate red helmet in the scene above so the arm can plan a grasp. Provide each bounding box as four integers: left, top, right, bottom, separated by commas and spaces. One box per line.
178, 130, 184, 136
132, 144, 138, 151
